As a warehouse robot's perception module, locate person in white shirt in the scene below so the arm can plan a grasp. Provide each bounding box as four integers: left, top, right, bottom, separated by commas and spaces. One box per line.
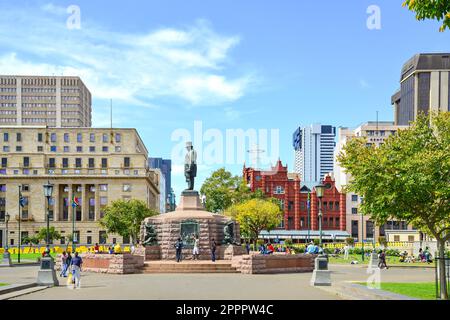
192, 235, 200, 260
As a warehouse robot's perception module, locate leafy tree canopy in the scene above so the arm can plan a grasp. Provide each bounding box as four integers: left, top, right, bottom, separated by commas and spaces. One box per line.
337, 112, 450, 299
99, 199, 159, 244
225, 198, 283, 242
36, 226, 61, 243
403, 0, 450, 31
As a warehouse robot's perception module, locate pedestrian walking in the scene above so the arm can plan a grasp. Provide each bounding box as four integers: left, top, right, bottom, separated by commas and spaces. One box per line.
210, 238, 217, 262
60, 251, 68, 277
192, 235, 200, 260
378, 249, 388, 269
65, 252, 72, 277
245, 241, 251, 254
174, 237, 183, 262
344, 244, 350, 260
71, 252, 83, 289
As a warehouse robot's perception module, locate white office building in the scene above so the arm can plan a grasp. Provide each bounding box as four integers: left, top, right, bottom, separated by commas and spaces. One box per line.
292, 124, 336, 189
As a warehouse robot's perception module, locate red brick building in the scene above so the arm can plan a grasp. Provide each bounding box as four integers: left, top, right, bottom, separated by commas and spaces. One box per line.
243, 160, 346, 232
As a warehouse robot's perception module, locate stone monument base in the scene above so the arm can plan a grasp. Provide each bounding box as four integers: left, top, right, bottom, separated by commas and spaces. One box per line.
37, 257, 59, 287
1, 252, 12, 267
310, 255, 331, 286
370, 252, 379, 268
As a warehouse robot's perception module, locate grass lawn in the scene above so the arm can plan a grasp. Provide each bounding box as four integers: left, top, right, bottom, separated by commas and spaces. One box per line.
329, 254, 401, 265
9, 253, 56, 262
357, 282, 436, 300
0, 283, 8, 287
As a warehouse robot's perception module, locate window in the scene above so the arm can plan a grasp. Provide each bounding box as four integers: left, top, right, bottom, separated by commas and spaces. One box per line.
115, 133, 121, 142
0, 185, 6, 192
22, 184, 29, 192
99, 184, 108, 191
366, 221, 374, 238
3, 146, 9, 152
351, 194, 358, 202
50, 133, 56, 142
50, 146, 57, 152
3, 133, 8, 142
115, 146, 121, 152
89, 133, 95, 142
87, 236, 92, 245
22, 157, 30, 168
134, 170, 139, 175
394, 235, 400, 242
16, 146, 22, 152
408, 235, 415, 242
89, 146, 96, 152
37, 146, 43, 152
351, 220, 359, 238
88, 158, 95, 168
274, 186, 284, 194
124, 157, 130, 168
62, 158, 69, 168
48, 158, 55, 168
123, 184, 132, 192
77, 133, 82, 142
101, 158, 107, 168
64, 133, 70, 142
100, 197, 108, 206
38, 133, 43, 142
76, 146, 83, 152
63, 146, 69, 152
102, 146, 108, 152
1, 158, 7, 168
351, 208, 358, 215
16, 133, 21, 142
75, 158, 82, 168
102, 134, 108, 143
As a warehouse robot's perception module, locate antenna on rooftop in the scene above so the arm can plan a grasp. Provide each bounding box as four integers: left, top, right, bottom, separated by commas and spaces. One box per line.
247, 145, 265, 170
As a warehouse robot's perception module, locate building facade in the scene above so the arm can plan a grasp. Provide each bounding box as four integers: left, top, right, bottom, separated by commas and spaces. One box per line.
0, 76, 92, 127
293, 124, 336, 189
391, 53, 450, 126
243, 160, 346, 236
334, 121, 412, 242
0, 127, 159, 248
148, 158, 172, 211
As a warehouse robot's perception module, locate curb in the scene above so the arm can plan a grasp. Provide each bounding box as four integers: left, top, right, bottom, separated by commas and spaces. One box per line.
0, 283, 37, 295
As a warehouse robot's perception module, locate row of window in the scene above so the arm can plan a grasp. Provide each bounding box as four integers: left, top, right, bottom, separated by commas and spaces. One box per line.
0, 168, 140, 176
0, 184, 132, 194
1, 156, 131, 169
1, 132, 122, 143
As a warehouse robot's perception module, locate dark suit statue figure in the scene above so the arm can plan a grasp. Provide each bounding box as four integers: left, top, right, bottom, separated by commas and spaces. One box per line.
184, 142, 197, 191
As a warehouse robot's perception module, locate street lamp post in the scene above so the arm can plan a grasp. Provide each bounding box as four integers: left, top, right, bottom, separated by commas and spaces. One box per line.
310, 183, 331, 286
315, 184, 325, 248
307, 192, 311, 244
37, 181, 58, 287
360, 196, 365, 262
1, 213, 11, 266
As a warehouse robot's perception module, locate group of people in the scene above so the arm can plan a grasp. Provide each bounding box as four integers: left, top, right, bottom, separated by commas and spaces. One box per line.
60, 251, 83, 289
174, 236, 217, 262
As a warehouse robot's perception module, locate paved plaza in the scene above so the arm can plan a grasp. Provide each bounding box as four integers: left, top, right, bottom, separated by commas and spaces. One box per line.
0, 264, 435, 300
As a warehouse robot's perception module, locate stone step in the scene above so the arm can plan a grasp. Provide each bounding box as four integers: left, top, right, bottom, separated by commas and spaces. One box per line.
142, 262, 239, 273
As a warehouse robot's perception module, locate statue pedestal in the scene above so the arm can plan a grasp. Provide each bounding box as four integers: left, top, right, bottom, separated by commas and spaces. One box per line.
178, 191, 203, 210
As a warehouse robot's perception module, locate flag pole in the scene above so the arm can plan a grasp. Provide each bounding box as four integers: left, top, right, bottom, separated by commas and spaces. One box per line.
18, 186, 21, 264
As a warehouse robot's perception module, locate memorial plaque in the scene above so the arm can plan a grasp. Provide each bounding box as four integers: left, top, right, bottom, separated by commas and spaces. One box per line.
180, 220, 199, 248
318, 259, 328, 270
41, 259, 51, 270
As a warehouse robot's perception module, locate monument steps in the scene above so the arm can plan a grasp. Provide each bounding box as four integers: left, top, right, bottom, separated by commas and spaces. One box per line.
141, 261, 239, 273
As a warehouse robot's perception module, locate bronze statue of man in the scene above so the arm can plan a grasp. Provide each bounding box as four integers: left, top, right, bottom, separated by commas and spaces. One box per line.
184, 141, 197, 190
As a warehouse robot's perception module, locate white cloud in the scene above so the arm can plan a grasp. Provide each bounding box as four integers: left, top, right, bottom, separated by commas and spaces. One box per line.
0, 4, 254, 107
359, 79, 371, 89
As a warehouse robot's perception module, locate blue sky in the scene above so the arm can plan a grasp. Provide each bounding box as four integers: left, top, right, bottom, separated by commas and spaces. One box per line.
0, 0, 449, 196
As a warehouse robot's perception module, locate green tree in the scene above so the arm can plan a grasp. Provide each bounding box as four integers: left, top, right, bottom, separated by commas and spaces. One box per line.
225, 198, 283, 249
36, 226, 61, 244
403, 0, 450, 32
200, 168, 242, 213
22, 235, 40, 249
99, 199, 159, 244
337, 112, 450, 300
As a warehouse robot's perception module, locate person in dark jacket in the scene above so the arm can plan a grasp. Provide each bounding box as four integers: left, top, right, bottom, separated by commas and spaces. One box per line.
174, 238, 183, 262
210, 238, 217, 262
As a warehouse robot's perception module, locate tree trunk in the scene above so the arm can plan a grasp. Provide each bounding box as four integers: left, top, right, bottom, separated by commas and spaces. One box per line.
437, 239, 448, 300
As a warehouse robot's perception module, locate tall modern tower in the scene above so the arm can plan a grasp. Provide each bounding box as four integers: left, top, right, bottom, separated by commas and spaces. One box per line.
148, 158, 172, 211
292, 124, 336, 189
0, 75, 92, 127
391, 53, 450, 126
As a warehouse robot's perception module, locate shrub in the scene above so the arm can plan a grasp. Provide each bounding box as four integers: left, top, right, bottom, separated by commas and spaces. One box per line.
385, 249, 400, 256
313, 239, 320, 246
378, 236, 387, 247
284, 239, 293, 246
345, 237, 355, 246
